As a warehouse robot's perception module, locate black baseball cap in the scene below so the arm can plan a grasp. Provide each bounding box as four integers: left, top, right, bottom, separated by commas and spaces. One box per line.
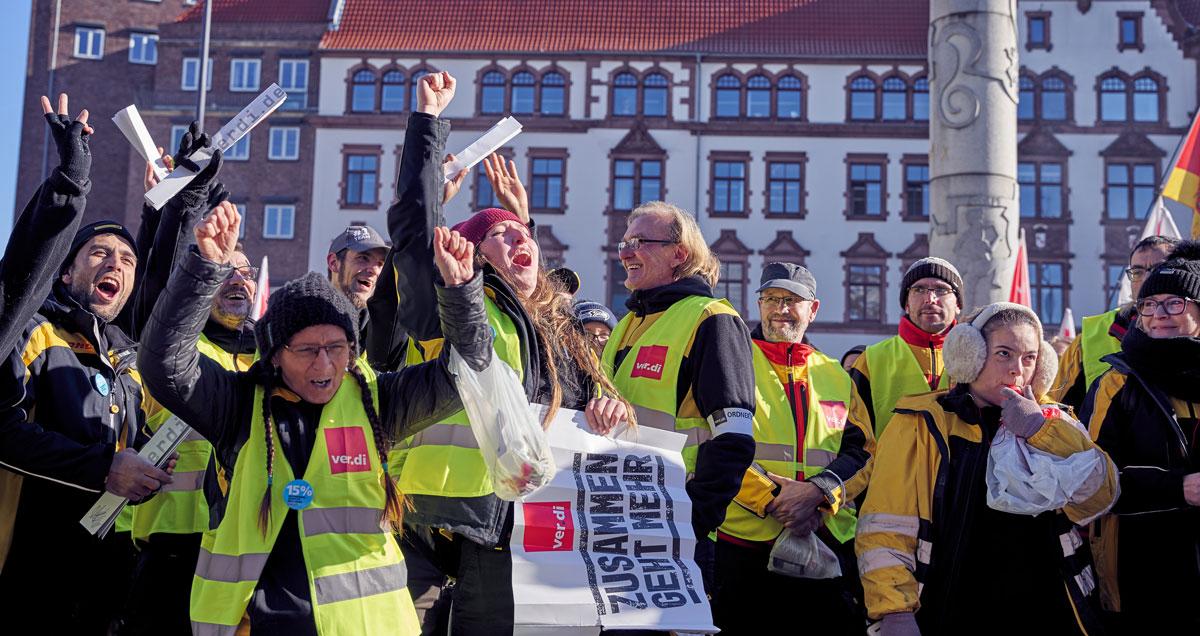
328, 225, 388, 255
757, 262, 817, 300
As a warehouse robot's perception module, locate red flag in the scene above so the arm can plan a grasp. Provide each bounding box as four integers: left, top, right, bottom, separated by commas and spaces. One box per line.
251, 256, 269, 321
1009, 229, 1032, 308
1159, 110, 1200, 238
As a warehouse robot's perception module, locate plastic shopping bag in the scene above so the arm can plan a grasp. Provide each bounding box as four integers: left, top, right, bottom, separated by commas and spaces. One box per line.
448, 346, 556, 500
985, 426, 1105, 515
767, 530, 842, 579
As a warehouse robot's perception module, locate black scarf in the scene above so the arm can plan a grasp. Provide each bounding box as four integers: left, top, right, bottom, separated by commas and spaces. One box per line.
1121, 324, 1200, 402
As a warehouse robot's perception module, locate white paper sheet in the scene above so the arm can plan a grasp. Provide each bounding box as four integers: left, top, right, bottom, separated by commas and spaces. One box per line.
442, 116, 523, 182
112, 105, 169, 181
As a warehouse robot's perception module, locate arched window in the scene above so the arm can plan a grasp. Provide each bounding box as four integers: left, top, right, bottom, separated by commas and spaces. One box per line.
511, 71, 535, 114
380, 70, 405, 113
882, 76, 907, 120
913, 76, 929, 122
849, 75, 877, 120
480, 70, 505, 115
746, 75, 771, 118
1018, 75, 1036, 121
350, 69, 376, 113
1133, 76, 1160, 122
410, 69, 429, 112
777, 74, 803, 119
612, 71, 637, 116
714, 74, 741, 118
1040, 75, 1067, 121
1100, 75, 1127, 122
643, 72, 669, 117
540, 71, 566, 116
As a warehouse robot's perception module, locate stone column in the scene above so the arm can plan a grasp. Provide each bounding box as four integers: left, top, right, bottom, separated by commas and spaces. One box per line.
928, 0, 1020, 311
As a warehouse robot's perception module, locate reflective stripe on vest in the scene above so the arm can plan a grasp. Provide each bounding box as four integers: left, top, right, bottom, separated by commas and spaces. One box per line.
190, 365, 419, 635
389, 297, 524, 498
1081, 309, 1121, 390
601, 295, 732, 473
720, 346, 857, 543
863, 336, 948, 438
131, 335, 255, 542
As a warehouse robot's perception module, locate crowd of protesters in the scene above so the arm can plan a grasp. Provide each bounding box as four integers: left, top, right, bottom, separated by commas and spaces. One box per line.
0, 72, 1195, 636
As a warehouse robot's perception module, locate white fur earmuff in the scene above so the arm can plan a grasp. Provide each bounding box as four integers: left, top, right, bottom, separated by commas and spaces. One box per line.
942, 302, 1058, 396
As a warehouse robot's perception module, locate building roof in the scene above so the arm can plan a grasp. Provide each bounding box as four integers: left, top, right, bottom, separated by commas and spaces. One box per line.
320, 0, 929, 58
177, 0, 332, 24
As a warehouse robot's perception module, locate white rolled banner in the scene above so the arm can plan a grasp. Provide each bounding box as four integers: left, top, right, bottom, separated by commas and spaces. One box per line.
144, 83, 288, 209
443, 116, 523, 183
112, 105, 170, 181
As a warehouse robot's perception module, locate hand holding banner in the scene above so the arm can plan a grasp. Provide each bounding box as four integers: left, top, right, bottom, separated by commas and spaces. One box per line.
443, 116, 523, 183
112, 105, 169, 181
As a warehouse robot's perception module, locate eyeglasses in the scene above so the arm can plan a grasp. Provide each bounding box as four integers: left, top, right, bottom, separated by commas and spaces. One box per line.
760, 295, 806, 308
1125, 266, 1152, 282
908, 285, 955, 299
283, 341, 351, 361
1135, 297, 1197, 317
226, 266, 259, 281
616, 237, 677, 252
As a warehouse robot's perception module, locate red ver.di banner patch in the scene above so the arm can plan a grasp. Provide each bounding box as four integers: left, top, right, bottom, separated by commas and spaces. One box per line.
522, 501, 574, 552
630, 345, 668, 380
325, 427, 371, 474
819, 401, 848, 431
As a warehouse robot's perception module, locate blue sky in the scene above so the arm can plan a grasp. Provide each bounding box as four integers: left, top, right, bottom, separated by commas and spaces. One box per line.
0, 0, 32, 243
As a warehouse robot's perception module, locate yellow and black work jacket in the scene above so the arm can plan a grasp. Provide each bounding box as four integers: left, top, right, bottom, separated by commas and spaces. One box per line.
720, 329, 874, 545
0, 286, 158, 569
849, 316, 951, 438
857, 386, 1117, 635
1051, 307, 1132, 411
603, 275, 756, 539
1083, 326, 1200, 625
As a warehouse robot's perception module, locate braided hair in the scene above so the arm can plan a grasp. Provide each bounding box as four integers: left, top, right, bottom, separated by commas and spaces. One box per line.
256, 367, 279, 536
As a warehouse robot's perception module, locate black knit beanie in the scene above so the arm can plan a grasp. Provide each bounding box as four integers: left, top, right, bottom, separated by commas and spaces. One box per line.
61, 220, 137, 273
900, 257, 964, 309
255, 272, 359, 362
1137, 258, 1200, 301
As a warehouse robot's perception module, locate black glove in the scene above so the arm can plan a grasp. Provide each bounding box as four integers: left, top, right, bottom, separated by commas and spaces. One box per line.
44, 111, 91, 184
174, 122, 223, 195
206, 179, 231, 209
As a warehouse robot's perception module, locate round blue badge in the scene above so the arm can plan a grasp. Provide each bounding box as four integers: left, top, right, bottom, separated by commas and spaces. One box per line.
92, 373, 110, 396
283, 479, 314, 510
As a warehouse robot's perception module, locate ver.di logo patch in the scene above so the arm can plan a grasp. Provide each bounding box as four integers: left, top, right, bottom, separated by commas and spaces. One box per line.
630, 345, 668, 381
522, 501, 574, 552
324, 427, 371, 474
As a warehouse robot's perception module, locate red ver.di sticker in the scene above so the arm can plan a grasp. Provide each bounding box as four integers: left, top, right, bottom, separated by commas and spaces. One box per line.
325, 427, 371, 474
819, 401, 848, 430
523, 501, 574, 552
631, 345, 668, 381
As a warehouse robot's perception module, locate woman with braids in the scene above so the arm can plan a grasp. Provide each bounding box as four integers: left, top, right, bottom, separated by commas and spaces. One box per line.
137, 201, 493, 635
375, 71, 632, 634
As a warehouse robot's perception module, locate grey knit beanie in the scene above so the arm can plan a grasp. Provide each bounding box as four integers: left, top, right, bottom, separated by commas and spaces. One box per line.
900, 257, 963, 309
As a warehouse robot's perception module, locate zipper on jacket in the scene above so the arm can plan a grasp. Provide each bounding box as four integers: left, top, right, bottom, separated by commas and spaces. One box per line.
929, 344, 940, 389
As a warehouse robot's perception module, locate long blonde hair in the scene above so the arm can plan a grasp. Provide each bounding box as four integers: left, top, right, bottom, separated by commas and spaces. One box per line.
629, 201, 720, 287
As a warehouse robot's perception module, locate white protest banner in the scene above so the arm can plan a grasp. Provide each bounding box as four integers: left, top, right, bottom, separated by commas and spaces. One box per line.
144, 83, 288, 210
79, 416, 193, 537
511, 408, 716, 635
112, 105, 170, 181
442, 116, 522, 183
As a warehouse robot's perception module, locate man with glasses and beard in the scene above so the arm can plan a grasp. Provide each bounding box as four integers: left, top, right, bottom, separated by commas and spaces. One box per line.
712, 262, 873, 635
849, 257, 963, 438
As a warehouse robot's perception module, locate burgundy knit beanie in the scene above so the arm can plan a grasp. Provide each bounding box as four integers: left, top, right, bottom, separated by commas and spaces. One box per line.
451, 208, 524, 246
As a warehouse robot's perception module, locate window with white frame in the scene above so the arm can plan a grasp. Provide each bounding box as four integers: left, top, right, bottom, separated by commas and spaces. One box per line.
278, 59, 309, 110
263, 205, 295, 239
268, 127, 300, 160
225, 135, 250, 161
74, 26, 104, 60
128, 32, 157, 65
181, 57, 212, 91
170, 125, 188, 155
230, 58, 261, 92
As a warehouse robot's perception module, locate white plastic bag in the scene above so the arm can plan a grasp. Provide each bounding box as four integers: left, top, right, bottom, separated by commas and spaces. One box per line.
448, 346, 556, 500
985, 426, 1105, 515
767, 530, 842, 579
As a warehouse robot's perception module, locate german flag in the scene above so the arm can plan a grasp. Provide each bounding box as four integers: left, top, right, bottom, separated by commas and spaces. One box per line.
1161, 117, 1200, 238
